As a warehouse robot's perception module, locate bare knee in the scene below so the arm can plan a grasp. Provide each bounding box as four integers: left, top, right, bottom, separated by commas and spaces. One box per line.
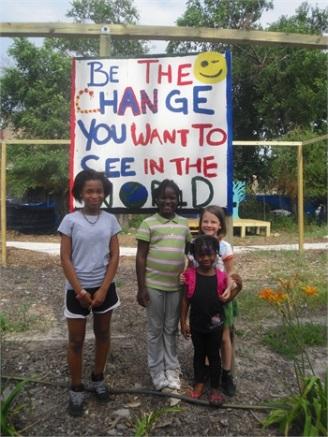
68, 336, 84, 354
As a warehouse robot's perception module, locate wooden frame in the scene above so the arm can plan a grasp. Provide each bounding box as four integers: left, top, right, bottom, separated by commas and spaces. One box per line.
1, 22, 327, 265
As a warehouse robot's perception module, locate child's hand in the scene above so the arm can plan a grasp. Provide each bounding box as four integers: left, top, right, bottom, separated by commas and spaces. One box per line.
220, 286, 231, 303
92, 288, 106, 308
77, 290, 93, 309
137, 288, 150, 307
179, 273, 185, 285
180, 322, 191, 339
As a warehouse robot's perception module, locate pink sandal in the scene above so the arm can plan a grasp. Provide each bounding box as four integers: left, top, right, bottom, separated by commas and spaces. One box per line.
208, 389, 224, 406
190, 383, 205, 399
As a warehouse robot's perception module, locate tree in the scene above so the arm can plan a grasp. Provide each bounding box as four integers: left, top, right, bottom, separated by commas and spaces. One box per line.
167, 1, 327, 195
1, 0, 147, 215
50, 0, 147, 57
1, 38, 71, 213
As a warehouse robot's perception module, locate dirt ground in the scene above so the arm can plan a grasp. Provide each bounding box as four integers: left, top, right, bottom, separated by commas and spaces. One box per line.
1, 232, 327, 436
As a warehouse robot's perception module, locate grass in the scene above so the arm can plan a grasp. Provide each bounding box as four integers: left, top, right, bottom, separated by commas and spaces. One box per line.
0, 304, 38, 333
263, 323, 327, 359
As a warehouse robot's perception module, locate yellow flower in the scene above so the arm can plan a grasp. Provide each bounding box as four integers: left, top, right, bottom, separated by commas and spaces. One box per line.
302, 285, 318, 297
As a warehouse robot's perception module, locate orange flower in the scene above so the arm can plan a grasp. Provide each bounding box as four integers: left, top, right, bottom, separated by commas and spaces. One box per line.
259, 288, 287, 305
271, 291, 288, 303
302, 285, 318, 297
258, 288, 274, 301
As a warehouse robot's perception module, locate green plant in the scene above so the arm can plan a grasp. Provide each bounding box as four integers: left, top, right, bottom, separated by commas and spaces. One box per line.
1, 380, 28, 436
258, 277, 327, 435
0, 305, 38, 333
134, 405, 182, 437
262, 375, 327, 436
263, 323, 327, 359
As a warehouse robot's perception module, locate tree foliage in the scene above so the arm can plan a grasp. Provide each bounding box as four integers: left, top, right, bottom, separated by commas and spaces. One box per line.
1, 0, 146, 208
167, 1, 327, 197
49, 0, 148, 57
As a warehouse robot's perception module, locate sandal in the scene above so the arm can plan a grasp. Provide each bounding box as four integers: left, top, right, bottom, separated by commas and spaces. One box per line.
208, 389, 224, 406
190, 383, 205, 399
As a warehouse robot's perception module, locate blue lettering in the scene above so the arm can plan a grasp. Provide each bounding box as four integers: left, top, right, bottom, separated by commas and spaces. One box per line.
99, 91, 118, 114
193, 86, 214, 115
166, 90, 188, 114
121, 157, 136, 176
78, 119, 127, 151
81, 154, 99, 170
87, 61, 119, 86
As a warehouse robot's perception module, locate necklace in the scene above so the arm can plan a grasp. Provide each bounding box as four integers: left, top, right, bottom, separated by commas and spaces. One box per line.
81, 209, 101, 225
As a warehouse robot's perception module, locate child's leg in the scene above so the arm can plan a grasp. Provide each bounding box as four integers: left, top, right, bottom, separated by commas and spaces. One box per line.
206, 329, 222, 389
221, 326, 236, 396
163, 290, 182, 389
146, 288, 167, 389
93, 311, 112, 376
67, 318, 87, 387
221, 326, 233, 371
191, 330, 207, 384
163, 290, 181, 370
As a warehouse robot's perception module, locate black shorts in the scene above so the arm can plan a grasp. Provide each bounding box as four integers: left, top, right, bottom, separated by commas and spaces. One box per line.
64, 283, 120, 319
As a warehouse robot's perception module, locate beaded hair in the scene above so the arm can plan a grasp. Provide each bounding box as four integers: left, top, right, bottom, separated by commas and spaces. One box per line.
152, 179, 183, 208
189, 234, 220, 257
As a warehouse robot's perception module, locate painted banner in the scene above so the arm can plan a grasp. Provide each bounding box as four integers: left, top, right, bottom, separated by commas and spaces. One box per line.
70, 52, 233, 212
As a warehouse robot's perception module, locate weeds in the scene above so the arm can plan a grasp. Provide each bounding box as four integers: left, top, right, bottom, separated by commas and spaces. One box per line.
134, 405, 182, 437
1, 380, 28, 436
0, 304, 38, 333
263, 323, 327, 359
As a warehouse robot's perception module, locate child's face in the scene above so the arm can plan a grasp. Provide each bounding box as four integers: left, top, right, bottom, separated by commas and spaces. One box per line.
195, 248, 217, 269
80, 179, 104, 212
157, 186, 178, 219
201, 211, 221, 237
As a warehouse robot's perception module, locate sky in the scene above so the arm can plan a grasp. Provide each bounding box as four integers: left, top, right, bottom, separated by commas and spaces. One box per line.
0, 0, 327, 64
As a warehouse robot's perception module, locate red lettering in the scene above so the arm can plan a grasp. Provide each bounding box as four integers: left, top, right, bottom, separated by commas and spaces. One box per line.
176, 129, 189, 147
169, 157, 184, 175
185, 158, 202, 174
131, 122, 151, 145
137, 59, 159, 83
207, 128, 227, 146
177, 64, 192, 85
203, 156, 217, 177
192, 123, 213, 146
158, 64, 172, 84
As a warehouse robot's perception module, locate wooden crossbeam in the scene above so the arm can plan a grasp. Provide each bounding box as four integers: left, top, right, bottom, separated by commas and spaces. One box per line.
0, 23, 327, 49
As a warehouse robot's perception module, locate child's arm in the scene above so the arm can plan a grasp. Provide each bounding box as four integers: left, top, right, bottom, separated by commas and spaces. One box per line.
60, 234, 93, 308
223, 256, 243, 300
92, 234, 120, 308
136, 239, 150, 307
180, 294, 191, 339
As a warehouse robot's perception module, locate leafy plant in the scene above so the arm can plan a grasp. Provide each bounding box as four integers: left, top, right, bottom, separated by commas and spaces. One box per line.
258, 277, 327, 435
262, 375, 327, 436
1, 380, 28, 436
134, 405, 182, 437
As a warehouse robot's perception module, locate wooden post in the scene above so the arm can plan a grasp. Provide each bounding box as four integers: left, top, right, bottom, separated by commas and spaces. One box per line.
1, 142, 7, 266
297, 143, 304, 253
99, 30, 112, 56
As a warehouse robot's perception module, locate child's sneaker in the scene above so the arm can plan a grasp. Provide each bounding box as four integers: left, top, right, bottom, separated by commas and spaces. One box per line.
151, 371, 168, 391
68, 388, 85, 417
221, 370, 236, 397
90, 373, 110, 402
166, 369, 181, 390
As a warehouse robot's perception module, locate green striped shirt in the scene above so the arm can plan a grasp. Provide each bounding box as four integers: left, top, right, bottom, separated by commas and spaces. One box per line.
136, 213, 192, 291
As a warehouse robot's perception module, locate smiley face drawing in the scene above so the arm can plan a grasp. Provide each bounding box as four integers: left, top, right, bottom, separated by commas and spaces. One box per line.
193, 52, 227, 84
